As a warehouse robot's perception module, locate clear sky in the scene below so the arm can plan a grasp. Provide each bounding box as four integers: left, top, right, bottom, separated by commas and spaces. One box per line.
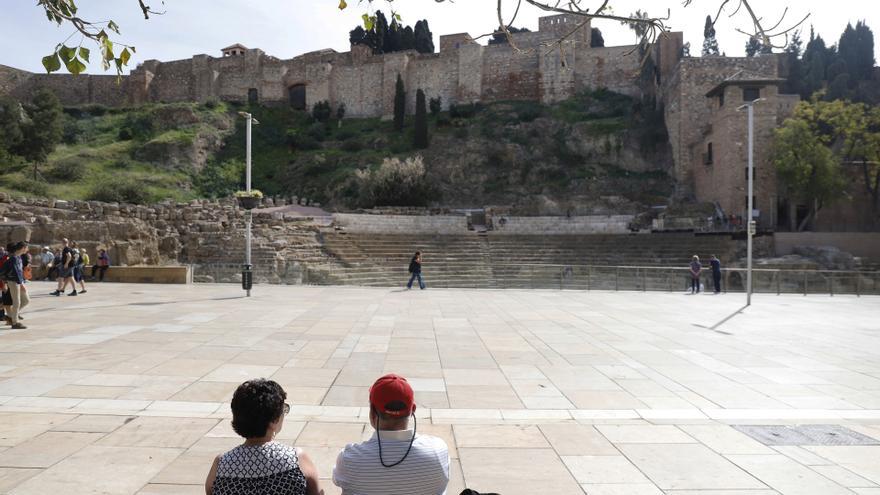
1, 0, 877, 74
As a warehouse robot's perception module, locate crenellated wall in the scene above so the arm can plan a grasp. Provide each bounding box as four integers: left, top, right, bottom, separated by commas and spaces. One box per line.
0, 14, 680, 118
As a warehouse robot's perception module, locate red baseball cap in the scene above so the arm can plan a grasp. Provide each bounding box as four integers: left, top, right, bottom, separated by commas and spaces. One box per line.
369, 374, 415, 417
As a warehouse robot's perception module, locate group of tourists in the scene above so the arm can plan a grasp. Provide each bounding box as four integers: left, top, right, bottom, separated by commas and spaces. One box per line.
45, 238, 112, 296
688, 254, 722, 294
207, 374, 457, 495
0, 237, 113, 331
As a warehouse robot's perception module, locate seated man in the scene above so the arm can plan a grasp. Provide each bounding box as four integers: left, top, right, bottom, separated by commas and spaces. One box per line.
333, 374, 449, 495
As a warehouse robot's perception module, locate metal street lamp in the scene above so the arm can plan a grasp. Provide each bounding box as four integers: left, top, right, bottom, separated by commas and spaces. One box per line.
737, 97, 764, 306
238, 111, 260, 297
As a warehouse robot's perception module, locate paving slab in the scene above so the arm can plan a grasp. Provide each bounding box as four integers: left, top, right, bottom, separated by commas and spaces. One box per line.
0, 282, 877, 494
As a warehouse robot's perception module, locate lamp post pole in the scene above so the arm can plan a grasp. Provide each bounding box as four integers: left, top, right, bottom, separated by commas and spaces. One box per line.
738, 98, 763, 306
239, 112, 259, 297
245, 113, 252, 297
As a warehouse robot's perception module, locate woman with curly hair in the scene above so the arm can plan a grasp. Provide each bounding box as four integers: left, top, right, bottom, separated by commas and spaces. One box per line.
206, 379, 323, 495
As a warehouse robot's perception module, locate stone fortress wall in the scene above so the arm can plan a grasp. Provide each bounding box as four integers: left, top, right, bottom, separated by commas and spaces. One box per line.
0, 14, 660, 119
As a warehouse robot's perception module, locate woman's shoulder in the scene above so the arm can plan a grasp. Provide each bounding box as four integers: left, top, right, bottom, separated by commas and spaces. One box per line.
217, 442, 302, 476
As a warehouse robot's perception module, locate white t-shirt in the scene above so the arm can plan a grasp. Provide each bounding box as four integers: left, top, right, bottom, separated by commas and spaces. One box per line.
333, 429, 449, 495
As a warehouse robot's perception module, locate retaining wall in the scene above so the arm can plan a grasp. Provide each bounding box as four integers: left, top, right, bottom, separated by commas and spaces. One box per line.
774, 232, 880, 260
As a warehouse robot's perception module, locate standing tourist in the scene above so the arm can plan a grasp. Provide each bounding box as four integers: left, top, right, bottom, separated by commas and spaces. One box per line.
205, 379, 323, 495
333, 374, 449, 495
406, 252, 426, 290
2, 242, 30, 329
91, 248, 110, 282
74, 247, 88, 294
689, 255, 702, 294
710, 254, 722, 294
0, 245, 9, 324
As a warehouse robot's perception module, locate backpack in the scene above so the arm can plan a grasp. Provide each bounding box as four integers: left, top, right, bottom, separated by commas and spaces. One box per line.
0, 255, 11, 280
408, 260, 415, 273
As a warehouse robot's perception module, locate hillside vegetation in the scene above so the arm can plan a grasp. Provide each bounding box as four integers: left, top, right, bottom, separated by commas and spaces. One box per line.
0, 89, 674, 213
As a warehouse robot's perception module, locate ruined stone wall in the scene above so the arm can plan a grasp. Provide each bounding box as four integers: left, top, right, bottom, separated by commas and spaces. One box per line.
575, 45, 643, 98
480, 44, 541, 102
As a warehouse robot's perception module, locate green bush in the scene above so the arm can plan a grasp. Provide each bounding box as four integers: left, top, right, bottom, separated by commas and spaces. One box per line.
341, 139, 363, 152
196, 159, 244, 198
307, 123, 327, 142
61, 121, 81, 145
355, 155, 435, 207
118, 127, 134, 141
0, 175, 49, 197
286, 129, 322, 150
449, 102, 481, 119
120, 112, 155, 140
84, 104, 108, 116
110, 159, 133, 169
88, 177, 153, 204
46, 161, 86, 182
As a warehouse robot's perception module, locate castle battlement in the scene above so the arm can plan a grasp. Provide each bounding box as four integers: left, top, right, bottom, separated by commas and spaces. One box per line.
0, 14, 669, 118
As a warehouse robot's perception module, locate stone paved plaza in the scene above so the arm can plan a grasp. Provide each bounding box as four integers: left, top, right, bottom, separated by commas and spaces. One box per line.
0, 281, 879, 494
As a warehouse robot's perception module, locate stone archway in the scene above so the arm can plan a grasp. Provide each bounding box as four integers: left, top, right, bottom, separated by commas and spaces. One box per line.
289, 84, 306, 110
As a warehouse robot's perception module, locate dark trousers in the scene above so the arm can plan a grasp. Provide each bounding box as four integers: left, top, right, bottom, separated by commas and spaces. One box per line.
91, 265, 108, 281
691, 277, 700, 293
712, 271, 721, 293
407, 272, 425, 289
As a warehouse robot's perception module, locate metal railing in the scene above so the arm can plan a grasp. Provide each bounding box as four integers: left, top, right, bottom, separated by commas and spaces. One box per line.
191, 261, 880, 295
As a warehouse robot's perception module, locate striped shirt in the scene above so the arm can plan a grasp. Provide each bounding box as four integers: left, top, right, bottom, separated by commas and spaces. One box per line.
333, 429, 449, 495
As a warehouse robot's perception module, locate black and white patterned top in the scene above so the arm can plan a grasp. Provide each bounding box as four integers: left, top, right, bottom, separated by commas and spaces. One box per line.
212, 441, 308, 495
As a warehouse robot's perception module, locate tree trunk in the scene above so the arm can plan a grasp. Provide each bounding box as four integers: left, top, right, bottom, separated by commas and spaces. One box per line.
797, 203, 816, 232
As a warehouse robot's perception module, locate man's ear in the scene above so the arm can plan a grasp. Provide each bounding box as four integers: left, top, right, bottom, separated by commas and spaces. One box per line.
412, 404, 417, 415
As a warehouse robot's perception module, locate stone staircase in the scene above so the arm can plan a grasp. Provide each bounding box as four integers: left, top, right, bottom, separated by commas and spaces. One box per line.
315, 231, 738, 289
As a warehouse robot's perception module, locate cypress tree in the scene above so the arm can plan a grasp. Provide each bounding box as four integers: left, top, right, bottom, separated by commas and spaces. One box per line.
414, 20, 435, 53
702, 15, 720, 56
393, 74, 405, 132
590, 28, 605, 48
745, 37, 761, 57
414, 89, 428, 149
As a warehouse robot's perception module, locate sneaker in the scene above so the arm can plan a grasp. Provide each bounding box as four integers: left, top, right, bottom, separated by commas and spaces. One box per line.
17, 315, 23, 320
68, 291, 78, 296
79, 289, 87, 294
11, 323, 26, 330
50, 290, 61, 296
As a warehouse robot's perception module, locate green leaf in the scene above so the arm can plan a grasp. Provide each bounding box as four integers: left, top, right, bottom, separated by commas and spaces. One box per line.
394, 13, 402, 21
102, 37, 115, 62
64, 57, 87, 75
59, 45, 76, 62
129, 46, 136, 53
362, 14, 374, 31
107, 20, 120, 34
78, 46, 90, 62
119, 47, 131, 66
338, 0, 347, 9
41, 53, 62, 73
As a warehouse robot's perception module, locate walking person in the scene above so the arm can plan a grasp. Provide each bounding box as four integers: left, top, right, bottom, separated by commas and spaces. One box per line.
74, 247, 88, 294
689, 255, 702, 294
2, 242, 30, 329
91, 248, 110, 282
406, 252, 426, 290
710, 254, 722, 294
51, 238, 75, 296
